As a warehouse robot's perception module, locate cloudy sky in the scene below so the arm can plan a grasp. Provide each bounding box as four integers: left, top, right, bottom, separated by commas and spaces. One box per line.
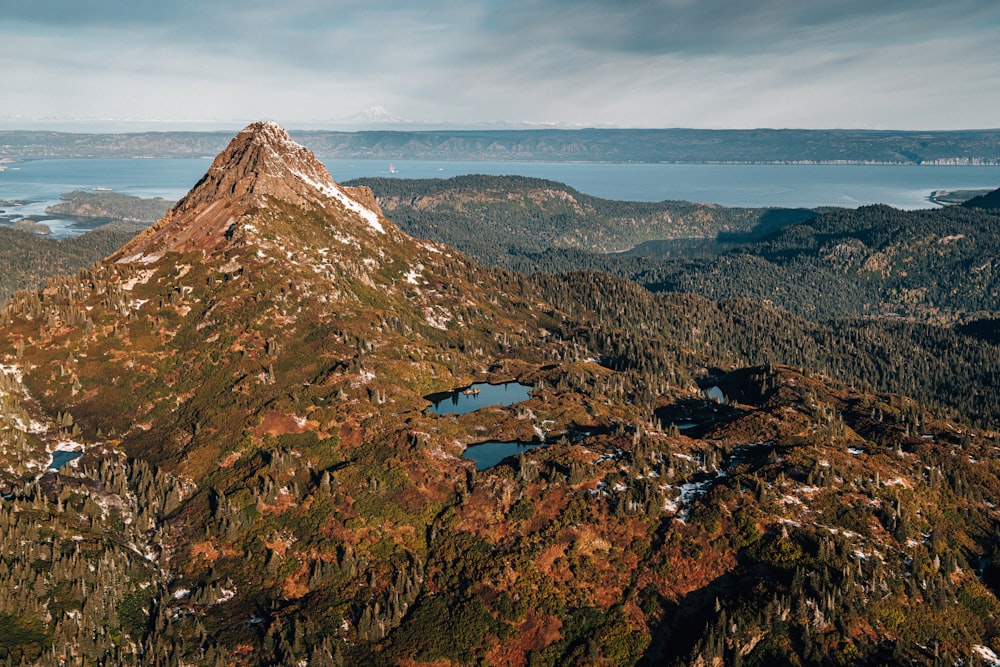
2, 0, 999, 130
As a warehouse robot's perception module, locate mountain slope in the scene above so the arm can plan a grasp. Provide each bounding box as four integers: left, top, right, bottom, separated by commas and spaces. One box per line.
0, 222, 142, 303
963, 186, 1000, 210
351, 176, 1000, 324
2, 123, 1000, 666
642, 204, 1000, 322
5, 122, 556, 478
469, 202, 1000, 326
347, 174, 817, 258
0, 122, 595, 664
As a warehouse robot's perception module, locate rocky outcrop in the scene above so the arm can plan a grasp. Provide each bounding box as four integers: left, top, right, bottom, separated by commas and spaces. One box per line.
110, 121, 388, 260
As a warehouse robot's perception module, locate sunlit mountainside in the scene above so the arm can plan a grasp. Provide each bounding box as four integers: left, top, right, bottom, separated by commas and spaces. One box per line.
1, 123, 1000, 666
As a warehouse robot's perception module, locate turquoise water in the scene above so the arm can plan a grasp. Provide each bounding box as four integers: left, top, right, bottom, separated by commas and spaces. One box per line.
49, 450, 83, 470
425, 382, 532, 416
3, 157, 1000, 239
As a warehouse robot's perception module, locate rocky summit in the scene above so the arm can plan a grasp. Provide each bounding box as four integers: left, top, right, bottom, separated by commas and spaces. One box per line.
1, 123, 1000, 666
112, 120, 389, 260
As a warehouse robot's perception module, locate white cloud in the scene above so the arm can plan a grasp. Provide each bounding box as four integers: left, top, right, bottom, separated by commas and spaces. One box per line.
2, 0, 999, 129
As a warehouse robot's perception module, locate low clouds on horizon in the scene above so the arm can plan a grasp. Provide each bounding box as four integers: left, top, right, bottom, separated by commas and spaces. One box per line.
3, 0, 999, 129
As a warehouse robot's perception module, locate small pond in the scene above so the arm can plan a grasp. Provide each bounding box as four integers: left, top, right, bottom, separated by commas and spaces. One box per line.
463, 441, 547, 470
425, 381, 532, 416
49, 450, 83, 470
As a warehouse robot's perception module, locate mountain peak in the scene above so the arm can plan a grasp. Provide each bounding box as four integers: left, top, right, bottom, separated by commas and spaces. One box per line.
342, 105, 406, 125
180, 120, 380, 224
112, 121, 385, 260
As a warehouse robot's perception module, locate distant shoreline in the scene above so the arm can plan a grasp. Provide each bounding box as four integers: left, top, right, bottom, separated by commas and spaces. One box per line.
4, 127, 1000, 165
5, 156, 1000, 168
928, 188, 993, 207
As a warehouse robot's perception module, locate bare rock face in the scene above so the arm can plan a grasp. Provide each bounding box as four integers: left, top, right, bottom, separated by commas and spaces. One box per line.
111, 121, 387, 261
341, 184, 382, 215
179, 121, 340, 211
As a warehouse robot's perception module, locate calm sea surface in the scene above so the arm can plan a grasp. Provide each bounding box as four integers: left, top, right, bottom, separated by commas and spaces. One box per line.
3, 157, 1000, 239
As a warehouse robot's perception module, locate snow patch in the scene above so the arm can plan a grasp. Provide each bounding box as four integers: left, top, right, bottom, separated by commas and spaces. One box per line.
351, 370, 376, 388
120, 269, 155, 291
291, 167, 384, 234
0, 364, 24, 384
333, 232, 358, 247
429, 445, 456, 460
404, 264, 424, 285
117, 253, 161, 265
973, 646, 1000, 667
424, 306, 452, 330
677, 479, 712, 504
52, 439, 84, 453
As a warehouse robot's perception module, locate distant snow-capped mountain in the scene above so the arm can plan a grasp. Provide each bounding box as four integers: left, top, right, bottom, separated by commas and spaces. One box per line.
340, 106, 407, 125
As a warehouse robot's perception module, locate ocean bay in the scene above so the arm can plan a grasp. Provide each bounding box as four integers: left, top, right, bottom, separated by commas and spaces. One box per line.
3, 157, 1000, 239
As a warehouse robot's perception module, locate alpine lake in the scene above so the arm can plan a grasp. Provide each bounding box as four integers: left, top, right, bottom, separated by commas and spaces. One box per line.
49, 450, 83, 470
424, 382, 542, 470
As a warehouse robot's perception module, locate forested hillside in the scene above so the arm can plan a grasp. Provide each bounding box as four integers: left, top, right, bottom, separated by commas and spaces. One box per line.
46, 190, 173, 223
622, 204, 1000, 322
346, 174, 817, 256
0, 223, 142, 302
357, 177, 1000, 324
963, 186, 1000, 210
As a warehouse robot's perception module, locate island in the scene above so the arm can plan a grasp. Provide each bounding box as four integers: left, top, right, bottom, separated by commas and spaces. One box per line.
45, 189, 174, 223
11, 220, 51, 235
